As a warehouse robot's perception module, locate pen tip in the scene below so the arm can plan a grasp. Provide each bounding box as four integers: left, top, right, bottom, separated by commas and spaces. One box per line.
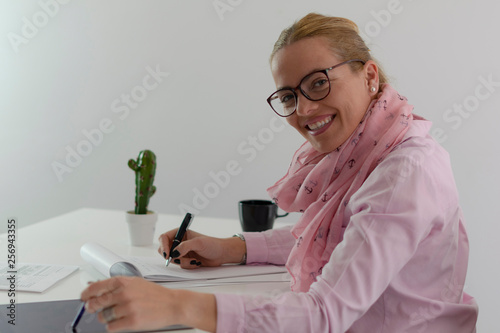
165, 258, 170, 267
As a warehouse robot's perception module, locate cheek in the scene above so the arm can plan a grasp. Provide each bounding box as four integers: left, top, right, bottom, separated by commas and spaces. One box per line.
338, 96, 369, 125
286, 116, 300, 130
352, 99, 371, 123
334, 80, 371, 121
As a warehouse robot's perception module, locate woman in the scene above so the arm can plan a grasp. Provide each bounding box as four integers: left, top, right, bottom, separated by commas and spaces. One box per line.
81, 13, 478, 332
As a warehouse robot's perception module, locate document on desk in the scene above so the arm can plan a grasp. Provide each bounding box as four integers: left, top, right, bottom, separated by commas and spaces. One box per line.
0, 263, 78, 292
81, 242, 287, 283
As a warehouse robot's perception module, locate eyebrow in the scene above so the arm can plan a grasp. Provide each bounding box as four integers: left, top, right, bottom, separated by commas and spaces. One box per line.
276, 66, 331, 91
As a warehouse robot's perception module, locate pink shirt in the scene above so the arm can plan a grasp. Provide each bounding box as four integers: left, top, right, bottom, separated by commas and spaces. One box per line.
215, 123, 478, 332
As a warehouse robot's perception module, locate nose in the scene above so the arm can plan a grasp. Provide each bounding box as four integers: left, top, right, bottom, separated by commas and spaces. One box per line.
295, 92, 318, 117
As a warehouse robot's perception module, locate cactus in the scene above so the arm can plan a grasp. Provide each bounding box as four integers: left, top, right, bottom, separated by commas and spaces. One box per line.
128, 150, 157, 214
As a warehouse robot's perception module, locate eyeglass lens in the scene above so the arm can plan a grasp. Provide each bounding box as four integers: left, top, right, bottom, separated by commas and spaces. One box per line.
269, 71, 330, 117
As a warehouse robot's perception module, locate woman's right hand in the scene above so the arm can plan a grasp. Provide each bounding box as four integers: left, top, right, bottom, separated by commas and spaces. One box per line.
157, 229, 246, 269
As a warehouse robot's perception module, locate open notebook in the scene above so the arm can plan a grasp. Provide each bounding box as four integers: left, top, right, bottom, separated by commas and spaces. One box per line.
81, 242, 287, 282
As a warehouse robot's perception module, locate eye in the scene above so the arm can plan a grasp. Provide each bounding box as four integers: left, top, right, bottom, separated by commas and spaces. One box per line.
275, 90, 295, 105
310, 78, 329, 90
280, 93, 294, 104
303, 72, 330, 93
314, 78, 328, 87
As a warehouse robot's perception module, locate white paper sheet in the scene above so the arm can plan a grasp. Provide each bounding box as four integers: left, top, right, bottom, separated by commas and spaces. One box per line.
80, 242, 124, 277
0, 263, 78, 293
130, 255, 288, 281
80, 242, 287, 283
159, 273, 292, 289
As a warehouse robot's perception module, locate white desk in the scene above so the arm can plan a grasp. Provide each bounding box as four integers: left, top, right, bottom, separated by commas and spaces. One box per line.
0, 208, 292, 332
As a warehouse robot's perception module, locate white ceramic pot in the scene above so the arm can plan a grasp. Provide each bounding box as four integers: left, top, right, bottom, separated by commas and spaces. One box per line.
126, 211, 158, 246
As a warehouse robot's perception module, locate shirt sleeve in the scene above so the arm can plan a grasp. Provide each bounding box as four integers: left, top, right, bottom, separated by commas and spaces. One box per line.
215, 138, 457, 332
242, 225, 295, 265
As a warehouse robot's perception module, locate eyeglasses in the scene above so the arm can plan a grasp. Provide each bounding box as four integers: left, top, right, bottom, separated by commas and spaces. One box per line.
267, 59, 366, 117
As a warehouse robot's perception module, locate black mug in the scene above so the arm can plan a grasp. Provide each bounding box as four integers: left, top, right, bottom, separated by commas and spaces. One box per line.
238, 200, 289, 232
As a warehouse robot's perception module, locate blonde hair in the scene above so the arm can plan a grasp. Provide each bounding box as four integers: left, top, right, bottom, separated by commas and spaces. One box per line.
270, 13, 388, 85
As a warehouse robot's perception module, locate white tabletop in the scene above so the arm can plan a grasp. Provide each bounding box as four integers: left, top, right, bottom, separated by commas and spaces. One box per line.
0, 208, 292, 332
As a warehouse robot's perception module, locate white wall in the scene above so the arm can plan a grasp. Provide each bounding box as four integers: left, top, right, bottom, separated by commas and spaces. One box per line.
1, 0, 498, 330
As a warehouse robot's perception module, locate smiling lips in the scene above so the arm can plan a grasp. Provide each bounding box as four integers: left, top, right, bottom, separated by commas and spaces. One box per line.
306, 115, 335, 135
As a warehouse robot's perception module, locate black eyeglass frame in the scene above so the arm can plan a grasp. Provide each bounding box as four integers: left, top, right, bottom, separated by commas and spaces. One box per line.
267, 59, 366, 117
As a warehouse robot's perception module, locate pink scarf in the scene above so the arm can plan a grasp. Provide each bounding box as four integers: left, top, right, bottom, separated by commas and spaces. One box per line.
267, 84, 416, 292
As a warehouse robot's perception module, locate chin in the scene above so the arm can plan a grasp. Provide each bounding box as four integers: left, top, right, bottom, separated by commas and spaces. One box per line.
303, 129, 343, 153
312, 132, 350, 153
311, 142, 337, 154
306, 128, 346, 153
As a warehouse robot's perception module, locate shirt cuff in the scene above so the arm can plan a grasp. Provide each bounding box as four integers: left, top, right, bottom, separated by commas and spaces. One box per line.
215, 293, 246, 333
242, 231, 269, 264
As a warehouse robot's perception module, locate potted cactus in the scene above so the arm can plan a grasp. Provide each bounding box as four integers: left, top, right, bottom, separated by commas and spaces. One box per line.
128, 149, 157, 214
125, 149, 158, 246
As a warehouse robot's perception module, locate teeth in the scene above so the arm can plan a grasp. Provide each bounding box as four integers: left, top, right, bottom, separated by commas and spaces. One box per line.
308, 116, 333, 131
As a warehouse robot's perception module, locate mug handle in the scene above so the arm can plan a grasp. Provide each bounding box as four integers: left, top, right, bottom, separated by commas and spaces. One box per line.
277, 212, 289, 218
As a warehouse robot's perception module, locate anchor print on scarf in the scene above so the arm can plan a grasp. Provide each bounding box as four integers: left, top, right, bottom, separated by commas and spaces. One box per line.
304, 180, 318, 195
400, 113, 411, 127
314, 226, 325, 242
378, 99, 388, 110
309, 265, 324, 283
351, 131, 364, 146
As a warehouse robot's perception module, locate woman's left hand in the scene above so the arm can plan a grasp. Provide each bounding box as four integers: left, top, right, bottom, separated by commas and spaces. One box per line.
81, 277, 216, 332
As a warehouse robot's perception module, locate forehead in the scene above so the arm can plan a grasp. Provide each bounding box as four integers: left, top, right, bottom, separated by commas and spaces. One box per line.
271, 37, 341, 87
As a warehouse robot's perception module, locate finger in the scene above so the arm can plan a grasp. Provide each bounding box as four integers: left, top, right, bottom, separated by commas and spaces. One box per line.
86, 293, 114, 314
174, 237, 207, 258
82, 278, 125, 313
105, 314, 140, 333
170, 257, 186, 266
157, 230, 174, 257
85, 289, 120, 314
97, 306, 116, 324
81, 277, 121, 301
157, 229, 178, 259
97, 302, 126, 325
177, 257, 202, 270
103, 301, 157, 333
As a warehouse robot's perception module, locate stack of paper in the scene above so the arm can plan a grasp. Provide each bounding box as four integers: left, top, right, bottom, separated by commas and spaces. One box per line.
0, 263, 78, 293
80, 242, 289, 284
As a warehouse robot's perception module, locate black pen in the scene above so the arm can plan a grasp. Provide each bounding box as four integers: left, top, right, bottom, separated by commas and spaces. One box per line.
71, 301, 86, 332
166, 213, 194, 267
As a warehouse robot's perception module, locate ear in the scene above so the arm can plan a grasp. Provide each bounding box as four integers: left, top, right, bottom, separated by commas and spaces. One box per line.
363, 60, 380, 95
